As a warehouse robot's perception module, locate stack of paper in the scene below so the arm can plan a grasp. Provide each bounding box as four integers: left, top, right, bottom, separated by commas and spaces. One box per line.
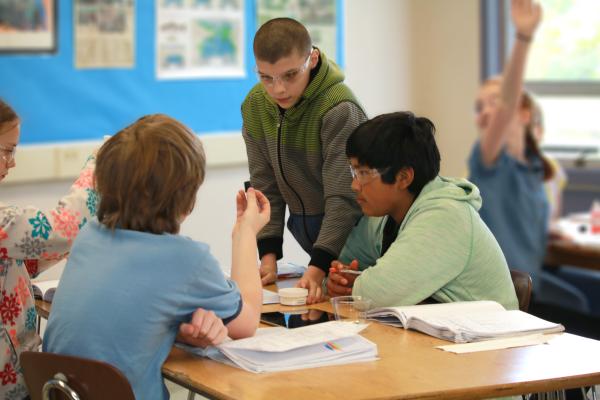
557, 215, 600, 246
276, 262, 307, 279
367, 301, 564, 343
181, 321, 378, 373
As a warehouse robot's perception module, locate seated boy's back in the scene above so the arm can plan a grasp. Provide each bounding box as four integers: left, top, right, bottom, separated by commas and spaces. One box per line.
44, 220, 239, 399
43, 114, 270, 400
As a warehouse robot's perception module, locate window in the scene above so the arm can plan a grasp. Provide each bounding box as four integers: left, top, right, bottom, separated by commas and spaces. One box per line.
526, 1, 600, 83
481, 0, 600, 155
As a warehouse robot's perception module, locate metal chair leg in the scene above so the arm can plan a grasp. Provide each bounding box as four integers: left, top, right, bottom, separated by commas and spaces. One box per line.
585, 385, 598, 400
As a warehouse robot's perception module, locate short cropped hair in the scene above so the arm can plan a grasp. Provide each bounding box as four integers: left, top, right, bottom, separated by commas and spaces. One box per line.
254, 17, 312, 63
96, 114, 205, 234
346, 112, 441, 196
0, 98, 19, 135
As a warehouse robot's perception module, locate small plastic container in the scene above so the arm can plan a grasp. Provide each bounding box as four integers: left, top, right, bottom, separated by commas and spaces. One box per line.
591, 200, 600, 235
278, 288, 308, 306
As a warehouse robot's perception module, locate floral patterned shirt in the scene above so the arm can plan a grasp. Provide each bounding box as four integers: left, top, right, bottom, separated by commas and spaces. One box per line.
0, 156, 97, 400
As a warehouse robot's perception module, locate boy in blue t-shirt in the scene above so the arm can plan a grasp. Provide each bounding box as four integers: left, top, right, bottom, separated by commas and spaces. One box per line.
44, 114, 270, 400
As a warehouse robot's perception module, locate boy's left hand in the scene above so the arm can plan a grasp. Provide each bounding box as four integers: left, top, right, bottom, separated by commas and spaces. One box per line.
297, 266, 326, 304
177, 308, 228, 348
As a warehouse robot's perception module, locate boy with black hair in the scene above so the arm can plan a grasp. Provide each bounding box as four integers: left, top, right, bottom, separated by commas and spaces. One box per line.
242, 17, 365, 303
327, 112, 518, 309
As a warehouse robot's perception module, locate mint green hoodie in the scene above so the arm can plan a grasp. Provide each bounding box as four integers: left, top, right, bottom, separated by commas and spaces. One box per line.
340, 176, 519, 310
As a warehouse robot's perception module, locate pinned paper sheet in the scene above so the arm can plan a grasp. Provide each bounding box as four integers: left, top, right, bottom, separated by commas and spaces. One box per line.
437, 333, 561, 354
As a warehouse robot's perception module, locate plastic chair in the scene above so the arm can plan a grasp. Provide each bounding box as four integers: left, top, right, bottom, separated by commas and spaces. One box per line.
20, 351, 135, 400
510, 269, 533, 312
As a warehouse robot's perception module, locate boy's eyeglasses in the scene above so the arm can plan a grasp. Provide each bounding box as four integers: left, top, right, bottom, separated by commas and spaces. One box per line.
256, 52, 312, 87
0, 145, 16, 164
349, 165, 390, 185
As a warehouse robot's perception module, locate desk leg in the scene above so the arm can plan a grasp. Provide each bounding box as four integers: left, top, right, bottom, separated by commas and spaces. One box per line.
187, 391, 195, 400
36, 314, 41, 335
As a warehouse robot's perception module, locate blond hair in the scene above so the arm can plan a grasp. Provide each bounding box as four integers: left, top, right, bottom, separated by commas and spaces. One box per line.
481, 79, 553, 181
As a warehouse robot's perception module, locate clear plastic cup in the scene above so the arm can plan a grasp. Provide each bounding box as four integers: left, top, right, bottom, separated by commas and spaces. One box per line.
330, 296, 372, 323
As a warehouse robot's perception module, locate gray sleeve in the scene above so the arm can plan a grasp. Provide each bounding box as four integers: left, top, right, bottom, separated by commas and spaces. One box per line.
242, 124, 286, 245
314, 101, 366, 257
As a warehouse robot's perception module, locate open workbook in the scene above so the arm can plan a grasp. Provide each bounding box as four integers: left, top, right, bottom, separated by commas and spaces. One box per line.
367, 300, 564, 343
32, 279, 59, 303
179, 321, 378, 373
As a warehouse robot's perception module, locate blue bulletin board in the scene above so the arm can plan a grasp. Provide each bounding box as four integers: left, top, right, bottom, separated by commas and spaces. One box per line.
0, 0, 343, 145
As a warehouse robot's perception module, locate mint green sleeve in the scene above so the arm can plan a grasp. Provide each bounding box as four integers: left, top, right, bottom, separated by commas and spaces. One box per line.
352, 203, 471, 307
338, 216, 382, 269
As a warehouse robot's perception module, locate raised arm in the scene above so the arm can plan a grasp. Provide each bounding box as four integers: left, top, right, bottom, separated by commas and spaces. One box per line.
479, 0, 542, 165
225, 188, 271, 339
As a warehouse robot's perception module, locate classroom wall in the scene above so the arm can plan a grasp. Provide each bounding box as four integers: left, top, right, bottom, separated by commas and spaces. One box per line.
410, 0, 480, 177
344, 0, 479, 177
9, 0, 481, 280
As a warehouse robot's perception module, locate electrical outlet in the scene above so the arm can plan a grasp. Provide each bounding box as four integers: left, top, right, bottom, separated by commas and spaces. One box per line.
56, 144, 97, 178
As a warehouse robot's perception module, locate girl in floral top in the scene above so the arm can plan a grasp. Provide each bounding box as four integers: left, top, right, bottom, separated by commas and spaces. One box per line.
0, 99, 97, 400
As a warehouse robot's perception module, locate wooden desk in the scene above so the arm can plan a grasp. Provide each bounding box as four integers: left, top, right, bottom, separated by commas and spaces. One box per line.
35, 298, 600, 399
545, 239, 600, 271
163, 302, 600, 400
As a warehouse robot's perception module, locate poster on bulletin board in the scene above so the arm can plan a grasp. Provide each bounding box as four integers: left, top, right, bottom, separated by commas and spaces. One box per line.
0, 0, 343, 145
257, 0, 337, 62
74, 0, 135, 69
156, 0, 245, 80
0, 0, 57, 53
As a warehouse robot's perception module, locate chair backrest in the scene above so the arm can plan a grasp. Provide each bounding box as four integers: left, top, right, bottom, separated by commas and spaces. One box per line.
510, 269, 533, 312
20, 351, 135, 400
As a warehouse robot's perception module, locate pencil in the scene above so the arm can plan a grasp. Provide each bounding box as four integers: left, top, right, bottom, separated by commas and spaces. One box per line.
339, 269, 362, 275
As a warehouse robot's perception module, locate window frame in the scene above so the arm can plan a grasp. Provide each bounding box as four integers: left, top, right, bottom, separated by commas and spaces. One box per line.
480, 0, 600, 160
480, 0, 600, 96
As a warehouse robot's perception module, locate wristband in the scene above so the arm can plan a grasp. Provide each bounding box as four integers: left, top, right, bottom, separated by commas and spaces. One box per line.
516, 32, 532, 43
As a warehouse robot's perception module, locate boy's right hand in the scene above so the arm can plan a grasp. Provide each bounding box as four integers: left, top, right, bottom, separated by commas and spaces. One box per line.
235, 188, 270, 235
511, 0, 542, 37
327, 260, 358, 297
177, 308, 228, 348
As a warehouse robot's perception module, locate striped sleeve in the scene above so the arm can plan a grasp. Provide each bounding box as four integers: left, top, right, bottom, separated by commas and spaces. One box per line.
241, 124, 285, 259
310, 101, 366, 271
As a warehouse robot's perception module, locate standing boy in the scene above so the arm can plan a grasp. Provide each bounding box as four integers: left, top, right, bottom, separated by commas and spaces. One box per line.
242, 18, 365, 302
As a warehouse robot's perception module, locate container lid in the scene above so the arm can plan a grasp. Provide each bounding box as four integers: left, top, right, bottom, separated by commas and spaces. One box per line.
278, 287, 308, 298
